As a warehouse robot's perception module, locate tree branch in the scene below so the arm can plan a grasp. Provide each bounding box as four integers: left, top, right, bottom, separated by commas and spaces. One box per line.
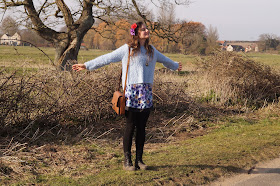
131, 0, 146, 20
23, 0, 60, 43
2, 0, 27, 7
131, 0, 180, 43
0, 7, 7, 23
55, 8, 63, 18
55, 0, 74, 28
38, 0, 47, 15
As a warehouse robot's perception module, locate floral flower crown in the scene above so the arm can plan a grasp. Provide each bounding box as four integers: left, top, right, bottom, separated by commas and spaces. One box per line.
130, 23, 137, 36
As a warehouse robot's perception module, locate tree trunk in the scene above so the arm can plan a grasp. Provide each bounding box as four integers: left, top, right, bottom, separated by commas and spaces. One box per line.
55, 36, 83, 71
23, 0, 94, 71
53, 0, 95, 71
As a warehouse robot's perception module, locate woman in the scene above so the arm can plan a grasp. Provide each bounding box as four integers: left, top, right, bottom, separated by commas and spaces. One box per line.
72, 21, 182, 171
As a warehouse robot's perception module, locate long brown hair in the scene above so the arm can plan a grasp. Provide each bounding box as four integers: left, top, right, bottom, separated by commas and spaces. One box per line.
127, 21, 154, 58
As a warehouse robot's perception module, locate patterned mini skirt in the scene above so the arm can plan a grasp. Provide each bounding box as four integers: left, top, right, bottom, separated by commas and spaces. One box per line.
125, 83, 153, 110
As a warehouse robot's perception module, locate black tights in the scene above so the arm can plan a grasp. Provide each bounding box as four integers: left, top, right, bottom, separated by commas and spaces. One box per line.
123, 110, 150, 154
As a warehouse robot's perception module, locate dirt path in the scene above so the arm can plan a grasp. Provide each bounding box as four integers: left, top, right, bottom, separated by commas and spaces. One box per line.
209, 157, 280, 186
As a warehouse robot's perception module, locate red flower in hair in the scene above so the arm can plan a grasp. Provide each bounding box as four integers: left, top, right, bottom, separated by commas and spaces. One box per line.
131, 23, 137, 29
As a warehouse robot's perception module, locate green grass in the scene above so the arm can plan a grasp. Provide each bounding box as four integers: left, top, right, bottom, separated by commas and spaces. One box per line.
12, 117, 280, 185
1, 45, 279, 72
0, 45, 54, 65
83, 118, 280, 185
245, 52, 280, 70
78, 49, 113, 63
0, 45, 202, 72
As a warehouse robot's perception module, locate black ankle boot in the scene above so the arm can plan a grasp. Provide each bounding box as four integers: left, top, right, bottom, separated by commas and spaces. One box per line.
123, 152, 135, 171
135, 150, 148, 170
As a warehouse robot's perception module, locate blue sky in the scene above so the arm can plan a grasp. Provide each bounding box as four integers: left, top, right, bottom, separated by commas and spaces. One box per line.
175, 0, 280, 41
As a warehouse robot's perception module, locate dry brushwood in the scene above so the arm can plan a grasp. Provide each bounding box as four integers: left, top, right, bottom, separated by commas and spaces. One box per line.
197, 51, 280, 108
0, 67, 119, 126
0, 66, 121, 147
0, 63, 238, 145
0, 65, 196, 143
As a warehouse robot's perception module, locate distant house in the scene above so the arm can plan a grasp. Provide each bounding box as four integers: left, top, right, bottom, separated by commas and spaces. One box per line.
255, 46, 259, 52
245, 45, 252, 53
217, 40, 228, 50
225, 41, 258, 52
0, 32, 21, 46
231, 45, 245, 52
226, 45, 233, 52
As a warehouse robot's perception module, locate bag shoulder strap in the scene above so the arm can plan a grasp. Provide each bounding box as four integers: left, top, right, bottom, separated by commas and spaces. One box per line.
123, 48, 131, 96
118, 47, 131, 94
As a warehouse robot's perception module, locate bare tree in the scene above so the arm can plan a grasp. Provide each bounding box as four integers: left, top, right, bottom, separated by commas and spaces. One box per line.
0, 0, 189, 70
156, 1, 176, 52
205, 25, 219, 54
0, 15, 18, 35
20, 28, 50, 47
258, 33, 280, 51
157, 1, 175, 25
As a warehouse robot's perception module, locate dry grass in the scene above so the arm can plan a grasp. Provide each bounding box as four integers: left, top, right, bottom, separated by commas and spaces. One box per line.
0, 66, 189, 143
1, 48, 280, 185
193, 51, 280, 109
2, 51, 280, 148
0, 62, 238, 152
0, 68, 115, 125
0, 66, 122, 147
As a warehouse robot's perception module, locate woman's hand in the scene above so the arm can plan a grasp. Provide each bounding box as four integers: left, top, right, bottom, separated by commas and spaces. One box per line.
178, 62, 182, 72
72, 64, 86, 72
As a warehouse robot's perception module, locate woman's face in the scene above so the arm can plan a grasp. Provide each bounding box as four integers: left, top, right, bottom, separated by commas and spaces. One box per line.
138, 24, 150, 39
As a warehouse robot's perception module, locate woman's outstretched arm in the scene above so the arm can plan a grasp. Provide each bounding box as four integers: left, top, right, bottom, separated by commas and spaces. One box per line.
154, 47, 182, 71
72, 63, 86, 72
72, 44, 128, 72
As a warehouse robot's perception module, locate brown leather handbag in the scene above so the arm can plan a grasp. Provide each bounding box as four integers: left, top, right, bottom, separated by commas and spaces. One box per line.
111, 48, 130, 115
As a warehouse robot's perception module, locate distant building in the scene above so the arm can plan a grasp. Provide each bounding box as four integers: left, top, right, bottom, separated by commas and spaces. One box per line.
0, 32, 21, 46
231, 45, 245, 52
255, 46, 259, 52
225, 41, 259, 52
217, 40, 228, 50
226, 45, 233, 52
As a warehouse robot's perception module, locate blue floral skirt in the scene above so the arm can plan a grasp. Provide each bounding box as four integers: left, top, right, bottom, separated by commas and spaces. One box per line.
125, 83, 153, 110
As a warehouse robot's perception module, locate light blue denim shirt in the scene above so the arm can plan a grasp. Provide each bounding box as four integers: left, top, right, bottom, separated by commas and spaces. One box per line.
84, 44, 179, 90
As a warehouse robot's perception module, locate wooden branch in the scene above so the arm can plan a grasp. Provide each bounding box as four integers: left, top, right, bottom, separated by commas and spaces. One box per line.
131, 0, 146, 20
131, 0, 176, 42
55, 0, 74, 27
175, 0, 190, 5
23, 0, 60, 43
38, 0, 48, 15
55, 8, 63, 18
3, 0, 27, 7
73, 0, 94, 33
0, 7, 7, 22
90, 26, 114, 40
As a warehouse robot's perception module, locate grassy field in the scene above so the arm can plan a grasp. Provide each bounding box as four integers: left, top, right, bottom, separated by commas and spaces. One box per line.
0, 45, 204, 72
245, 52, 280, 70
4, 113, 280, 185
1, 45, 279, 70
1, 45, 280, 185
